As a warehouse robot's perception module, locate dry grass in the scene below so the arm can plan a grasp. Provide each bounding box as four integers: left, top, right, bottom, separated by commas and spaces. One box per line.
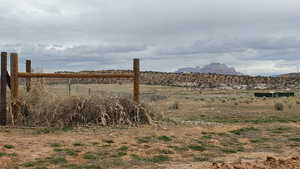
2, 84, 300, 168
16, 82, 154, 127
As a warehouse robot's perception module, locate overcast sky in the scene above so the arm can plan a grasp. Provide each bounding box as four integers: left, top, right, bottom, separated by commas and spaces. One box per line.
1, 0, 300, 75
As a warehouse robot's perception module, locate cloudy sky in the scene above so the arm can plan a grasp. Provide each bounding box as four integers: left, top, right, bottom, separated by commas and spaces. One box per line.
1, 0, 300, 75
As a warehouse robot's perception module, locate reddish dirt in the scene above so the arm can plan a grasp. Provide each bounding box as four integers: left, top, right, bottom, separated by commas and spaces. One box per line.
211, 157, 300, 169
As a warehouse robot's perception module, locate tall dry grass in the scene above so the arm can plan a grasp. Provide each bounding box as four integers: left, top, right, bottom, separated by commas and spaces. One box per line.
16, 81, 154, 127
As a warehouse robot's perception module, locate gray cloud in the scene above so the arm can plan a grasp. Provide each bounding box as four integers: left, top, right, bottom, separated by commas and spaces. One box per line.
1, 0, 300, 75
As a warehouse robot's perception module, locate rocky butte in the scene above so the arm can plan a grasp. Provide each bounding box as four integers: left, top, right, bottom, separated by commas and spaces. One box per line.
176, 63, 243, 75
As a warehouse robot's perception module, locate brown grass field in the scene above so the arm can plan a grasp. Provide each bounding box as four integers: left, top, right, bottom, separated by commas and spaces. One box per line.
1, 83, 300, 169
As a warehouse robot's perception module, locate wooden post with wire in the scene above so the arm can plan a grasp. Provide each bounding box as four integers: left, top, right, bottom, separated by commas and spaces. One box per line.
26, 59, 31, 92
0, 52, 8, 125
68, 79, 71, 96
133, 58, 140, 103
10, 53, 19, 124
0, 52, 140, 126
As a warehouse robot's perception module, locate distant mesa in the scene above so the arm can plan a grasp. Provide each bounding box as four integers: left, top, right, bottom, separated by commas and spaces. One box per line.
176, 63, 243, 75
280, 72, 300, 78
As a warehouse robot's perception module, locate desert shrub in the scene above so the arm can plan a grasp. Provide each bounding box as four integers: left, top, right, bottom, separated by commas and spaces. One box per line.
274, 103, 284, 111
168, 102, 179, 110
199, 98, 205, 101
244, 100, 251, 104
3, 145, 15, 149
296, 101, 300, 105
230, 127, 259, 135
143, 94, 168, 102
18, 83, 154, 127
157, 136, 172, 142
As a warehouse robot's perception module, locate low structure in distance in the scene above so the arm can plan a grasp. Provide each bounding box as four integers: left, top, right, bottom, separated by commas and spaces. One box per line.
254, 92, 295, 98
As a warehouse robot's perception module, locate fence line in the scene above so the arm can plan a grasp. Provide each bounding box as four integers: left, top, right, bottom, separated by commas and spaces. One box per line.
0, 52, 7, 125
0, 51, 140, 126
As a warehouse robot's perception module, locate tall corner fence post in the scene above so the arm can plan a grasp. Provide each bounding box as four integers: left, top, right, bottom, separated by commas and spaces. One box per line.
133, 58, 140, 104
68, 79, 71, 96
0, 52, 8, 125
10, 53, 19, 125
26, 59, 31, 92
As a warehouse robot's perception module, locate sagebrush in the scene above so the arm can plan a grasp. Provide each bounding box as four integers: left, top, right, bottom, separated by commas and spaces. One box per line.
16, 82, 154, 127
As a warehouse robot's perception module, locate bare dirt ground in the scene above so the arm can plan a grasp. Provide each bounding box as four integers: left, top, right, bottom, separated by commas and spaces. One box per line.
1, 84, 300, 169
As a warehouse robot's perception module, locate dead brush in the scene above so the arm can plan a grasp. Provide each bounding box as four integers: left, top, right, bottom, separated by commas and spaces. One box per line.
17, 82, 154, 127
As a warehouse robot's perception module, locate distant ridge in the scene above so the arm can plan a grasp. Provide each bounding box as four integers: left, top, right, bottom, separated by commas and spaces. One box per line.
176, 63, 243, 75
280, 73, 300, 78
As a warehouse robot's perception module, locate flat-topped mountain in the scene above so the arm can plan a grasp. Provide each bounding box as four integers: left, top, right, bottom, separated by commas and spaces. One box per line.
280, 73, 300, 78
176, 63, 242, 75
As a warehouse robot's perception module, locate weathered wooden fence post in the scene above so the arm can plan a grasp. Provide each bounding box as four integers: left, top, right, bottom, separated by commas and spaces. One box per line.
68, 79, 71, 96
133, 58, 140, 103
26, 59, 31, 92
0, 52, 8, 125
10, 53, 19, 124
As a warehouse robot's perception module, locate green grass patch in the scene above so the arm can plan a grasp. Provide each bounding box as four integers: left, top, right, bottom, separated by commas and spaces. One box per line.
157, 136, 172, 142
118, 146, 128, 151
50, 143, 62, 148
136, 136, 154, 143
159, 149, 175, 154
188, 145, 206, 151
168, 145, 189, 152
115, 152, 127, 157
202, 135, 212, 139
53, 148, 64, 152
131, 154, 170, 163
217, 132, 229, 136
221, 146, 244, 154
53, 148, 77, 156
149, 155, 170, 163
103, 139, 114, 144
91, 142, 99, 146
64, 149, 78, 156
0, 152, 7, 157
63, 164, 101, 169
3, 145, 15, 149
221, 149, 238, 154
201, 132, 216, 135
35, 167, 48, 169
270, 127, 290, 134
32, 127, 72, 135
47, 156, 68, 165
83, 152, 98, 160
288, 144, 300, 147
32, 128, 54, 135
22, 161, 35, 167
250, 138, 269, 143
131, 154, 143, 161
288, 137, 300, 142
21, 158, 48, 168
193, 114, 300, 124
6, 153, 17, 157
72, 142, 85, 146
61, 126, 73, 132
230, 127, 259, 135
193, 156, 209, 162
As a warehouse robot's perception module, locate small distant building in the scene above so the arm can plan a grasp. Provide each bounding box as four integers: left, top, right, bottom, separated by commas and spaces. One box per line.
254, 91, 295, 98
254, 83, 267, 90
